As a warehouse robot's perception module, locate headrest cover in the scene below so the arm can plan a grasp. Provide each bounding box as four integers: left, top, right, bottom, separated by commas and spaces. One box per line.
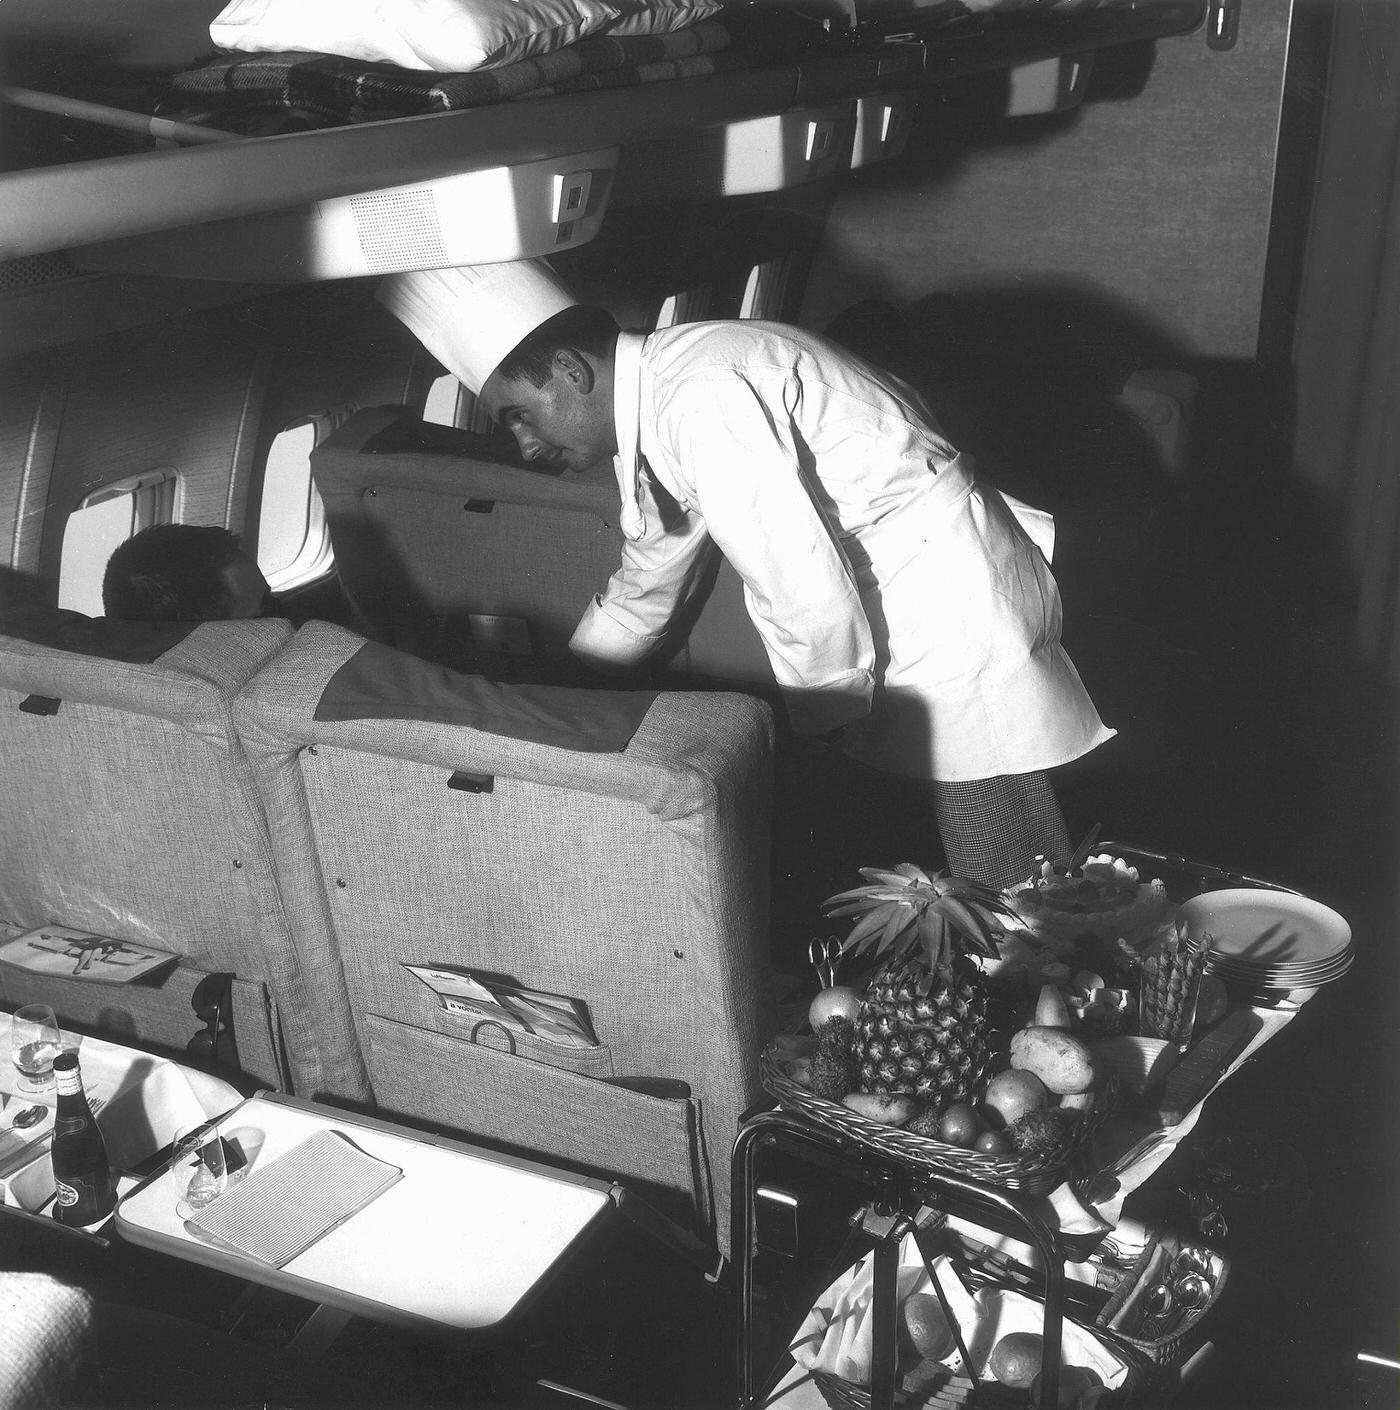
0, 606, 198, 663
376, 260, 578, 395
314, 641, 655, 753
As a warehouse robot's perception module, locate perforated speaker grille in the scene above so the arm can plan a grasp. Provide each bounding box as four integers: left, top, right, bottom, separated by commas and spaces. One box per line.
0, 252, 82, 294
350, 189, 449, 272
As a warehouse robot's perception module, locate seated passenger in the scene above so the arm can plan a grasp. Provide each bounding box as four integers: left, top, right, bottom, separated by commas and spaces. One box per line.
102, 525, 273, 622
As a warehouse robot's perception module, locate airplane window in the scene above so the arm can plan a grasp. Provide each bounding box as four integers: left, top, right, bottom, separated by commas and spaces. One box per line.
423, 374, 494, 433
257, 419, 335, 592
423, 374, 466, 427
739, 258, 791, 321
655, 288, 713, 329
58, 472, 179, 616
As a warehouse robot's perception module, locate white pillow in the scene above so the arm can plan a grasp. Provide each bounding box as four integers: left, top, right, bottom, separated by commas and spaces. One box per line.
210, 0, 625, 72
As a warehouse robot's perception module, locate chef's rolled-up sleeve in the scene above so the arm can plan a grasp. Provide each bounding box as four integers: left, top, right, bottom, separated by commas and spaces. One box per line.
569, 490, 715, 670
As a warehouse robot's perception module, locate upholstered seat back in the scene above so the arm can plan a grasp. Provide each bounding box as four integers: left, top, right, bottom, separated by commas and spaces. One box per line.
0, 616, 355, 1095
311, 407, 776, 691
233, 620, 775, 1252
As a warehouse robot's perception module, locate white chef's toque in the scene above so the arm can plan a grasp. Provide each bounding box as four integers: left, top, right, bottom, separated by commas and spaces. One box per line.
376, 259, 577, 395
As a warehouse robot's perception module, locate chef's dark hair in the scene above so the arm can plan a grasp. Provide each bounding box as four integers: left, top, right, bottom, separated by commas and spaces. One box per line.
495, 306, 620, 389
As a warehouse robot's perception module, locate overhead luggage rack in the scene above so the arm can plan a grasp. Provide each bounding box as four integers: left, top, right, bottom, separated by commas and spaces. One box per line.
0, 0, 1207, 263
611, 101, 857, 205
71, 146, 621, 281
848, 90, 918, 169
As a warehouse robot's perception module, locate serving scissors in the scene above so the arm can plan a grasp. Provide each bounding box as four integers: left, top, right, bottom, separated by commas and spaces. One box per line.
808, 935, 842, 990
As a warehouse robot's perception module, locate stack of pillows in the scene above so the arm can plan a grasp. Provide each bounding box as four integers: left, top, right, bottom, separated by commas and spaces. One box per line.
208, 0, 724, 73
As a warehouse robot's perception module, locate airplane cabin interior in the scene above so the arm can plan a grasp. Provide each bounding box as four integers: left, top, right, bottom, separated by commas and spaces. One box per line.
0, 1, 1396, 1408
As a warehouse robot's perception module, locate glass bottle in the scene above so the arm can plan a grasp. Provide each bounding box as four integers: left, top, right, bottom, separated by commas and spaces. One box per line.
50, 1051, 116, 1227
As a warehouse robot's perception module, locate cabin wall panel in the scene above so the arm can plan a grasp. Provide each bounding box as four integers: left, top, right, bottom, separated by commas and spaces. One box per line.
0, 355, 58, 578
245, 286, 426, 431
804, 3, 1294, 363
6, 285, 422, 597
35, 320, 264, 581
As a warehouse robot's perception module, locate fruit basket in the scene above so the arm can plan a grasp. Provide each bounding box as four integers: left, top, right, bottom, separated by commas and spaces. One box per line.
760, 1048, 1116, 1194
766, 861, 1123, 1194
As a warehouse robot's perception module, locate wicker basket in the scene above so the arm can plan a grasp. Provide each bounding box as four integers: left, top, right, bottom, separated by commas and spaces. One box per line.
1093, 1239, 1229, 1370
812, 1367, 1028, 1408
760, 1050, 1116, 1194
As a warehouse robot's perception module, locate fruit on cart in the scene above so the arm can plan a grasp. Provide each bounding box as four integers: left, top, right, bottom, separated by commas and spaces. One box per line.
822, 864, 1016, 1118
842, 1091, 919, 1125
1034, 982, 1073, 1028
1007, 1107, 1075, 1155
937, 1101, 982, 1147
1028, 1365, 1101, 1407
807, 1017, 859, 1100
988, 1331, 1044, 1388
1008, 1026, 1097, 1094
808, 984, 863, 1029
902, 1292, 957, 1360
982, 1068, 1050, 1128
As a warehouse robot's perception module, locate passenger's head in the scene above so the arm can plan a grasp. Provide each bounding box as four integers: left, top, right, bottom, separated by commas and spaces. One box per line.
102, 525, 272, 622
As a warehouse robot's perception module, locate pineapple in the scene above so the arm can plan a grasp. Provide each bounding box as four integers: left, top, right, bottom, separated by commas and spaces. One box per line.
822, 863, 1017, 1119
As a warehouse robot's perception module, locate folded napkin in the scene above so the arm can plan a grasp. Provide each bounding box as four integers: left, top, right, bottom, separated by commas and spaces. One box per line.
188, 1129, 402, 1267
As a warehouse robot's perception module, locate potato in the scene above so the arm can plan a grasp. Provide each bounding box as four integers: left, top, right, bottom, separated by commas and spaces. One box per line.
1009, 1026, 1097, 1095
842, 1091, 918, 1125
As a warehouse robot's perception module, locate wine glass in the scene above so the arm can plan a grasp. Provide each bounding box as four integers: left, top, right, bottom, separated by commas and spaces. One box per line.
11, 1005, 62, 1097
171, 1122, 228, 1219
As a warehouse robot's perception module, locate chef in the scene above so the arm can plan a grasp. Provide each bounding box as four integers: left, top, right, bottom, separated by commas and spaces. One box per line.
378, 260, 1114, 886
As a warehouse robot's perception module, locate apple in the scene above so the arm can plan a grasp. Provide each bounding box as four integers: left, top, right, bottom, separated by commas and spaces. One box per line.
809, 985, 862, 1028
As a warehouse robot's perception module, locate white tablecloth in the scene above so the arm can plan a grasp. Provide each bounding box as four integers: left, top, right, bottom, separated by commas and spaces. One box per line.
1, 1012, 244, 1213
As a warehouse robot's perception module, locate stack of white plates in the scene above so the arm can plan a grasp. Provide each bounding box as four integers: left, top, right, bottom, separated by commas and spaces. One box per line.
1178, 888, 1354, 994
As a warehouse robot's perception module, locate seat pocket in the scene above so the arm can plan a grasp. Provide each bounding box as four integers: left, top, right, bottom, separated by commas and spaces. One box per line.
364, 1011, 708, 1224
0, 961, 283, 1091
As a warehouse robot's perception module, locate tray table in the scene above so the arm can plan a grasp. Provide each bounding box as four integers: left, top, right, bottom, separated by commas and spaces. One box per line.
114, 1091, 615, 1338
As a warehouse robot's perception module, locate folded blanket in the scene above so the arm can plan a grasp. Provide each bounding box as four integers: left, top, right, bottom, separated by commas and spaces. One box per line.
162, 19, 743, 128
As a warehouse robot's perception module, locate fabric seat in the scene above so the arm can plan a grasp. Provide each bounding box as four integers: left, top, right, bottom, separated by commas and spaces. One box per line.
310, 406, 777, 692
233, 619, 775, 1253
0, 614, 359, 1097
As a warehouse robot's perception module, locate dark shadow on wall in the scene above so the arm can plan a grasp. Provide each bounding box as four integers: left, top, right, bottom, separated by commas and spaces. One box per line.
804, 277, 1395, 919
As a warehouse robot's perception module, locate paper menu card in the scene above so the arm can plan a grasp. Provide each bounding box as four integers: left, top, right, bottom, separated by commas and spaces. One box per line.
0, 926, 178, 985
187, 1128, 402, 1268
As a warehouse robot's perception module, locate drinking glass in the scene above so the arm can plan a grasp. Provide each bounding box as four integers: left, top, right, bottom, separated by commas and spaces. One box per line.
171, 1122, 228, 1219
11, 1004, 62, 1096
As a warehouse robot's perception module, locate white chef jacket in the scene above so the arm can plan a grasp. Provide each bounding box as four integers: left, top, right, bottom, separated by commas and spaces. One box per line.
569, 322, 1114, 782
